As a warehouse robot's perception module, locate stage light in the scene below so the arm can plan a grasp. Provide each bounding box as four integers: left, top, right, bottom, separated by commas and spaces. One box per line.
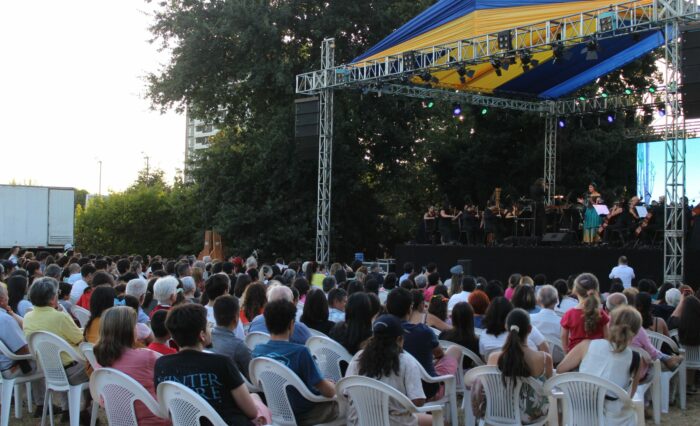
498, 30, 513, 50
658, 104, 666, 117
601, 92, 609, 98
491, 59, 503, 77
457, 66, 474, 83
558, 118, 566, 128
520, 50, 539, 72
552, 43, 565, 62
427, 100, 435, 109
458, 114, 465, 122
624, 88, 633, 95
420, 72, 432, 82
578, 96, 587, 101
648, 86, 657, 93
606, 113, 615, 123
584, 39, 599, 61
453, 104, 462, 116
481, 107, 489, 116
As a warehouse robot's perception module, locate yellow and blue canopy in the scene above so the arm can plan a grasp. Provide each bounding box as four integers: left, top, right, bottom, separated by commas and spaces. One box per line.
352, 0, 662, 99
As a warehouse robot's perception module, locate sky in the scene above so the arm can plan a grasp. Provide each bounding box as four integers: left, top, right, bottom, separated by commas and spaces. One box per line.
0, 1, 183, 194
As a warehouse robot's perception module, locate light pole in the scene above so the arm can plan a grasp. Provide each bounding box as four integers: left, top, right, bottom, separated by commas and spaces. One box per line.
98, 160, 102, 196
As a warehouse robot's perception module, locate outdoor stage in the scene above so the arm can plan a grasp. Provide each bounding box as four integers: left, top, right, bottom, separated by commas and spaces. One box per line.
395, 244, 700, 292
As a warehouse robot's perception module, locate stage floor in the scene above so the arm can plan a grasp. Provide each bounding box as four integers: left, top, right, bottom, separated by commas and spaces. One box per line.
394, 244, 698, 291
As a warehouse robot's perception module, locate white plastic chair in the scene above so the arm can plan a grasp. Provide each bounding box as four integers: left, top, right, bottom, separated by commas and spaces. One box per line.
306, 336, 352, 383
544, 372, 644, 426
544, 335, 565, 365
404, 352, 458, 426
249, 357, 344, 426
647, 330, 686, 411
71, 306, 91, 329
464, 365, 548, 426
78, 343, 100, 371
157, 380, 227, 426
306, 328, 328, 339
474, 328, 484, 337
27, 331, 97, 426
0, 340, 43, 426
90, 368, 166, 426
679, 342, 700, 411
630, 346, 661, 425
336, 375, 444, 426
244, 331, 270, 351
439, 340, 484, 426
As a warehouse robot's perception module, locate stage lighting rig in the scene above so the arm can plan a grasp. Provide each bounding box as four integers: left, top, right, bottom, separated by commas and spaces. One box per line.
498, 30, 513, 50
457, 66, 475, 83
491, 59, 503, 76
453, 103, 462, 116
583, 38, 600, 61
520, 50, 539, 71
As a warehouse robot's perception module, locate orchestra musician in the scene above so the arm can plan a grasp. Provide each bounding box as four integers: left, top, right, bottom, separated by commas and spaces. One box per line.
581, 183, 602, 244
459, 202, 479, 245
531, 178, 546, 236
423, 206, 439, 244
600, 199, 628, 243
439, 202, 460, 244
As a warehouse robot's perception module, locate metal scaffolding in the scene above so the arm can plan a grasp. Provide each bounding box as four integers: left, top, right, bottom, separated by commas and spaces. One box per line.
316, 38, 335, 265
663, 17, 686, 284
298, 0, 698, 280
543, 113, 558, 205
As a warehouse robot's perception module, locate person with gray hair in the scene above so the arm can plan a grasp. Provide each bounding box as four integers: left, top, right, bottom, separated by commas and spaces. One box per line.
126, 278, 150, 324
531, 284, 562, 343
414, 274, 428, 289
247, 283, 313, 344
245, 256, 257, 271
150, 276, 180, 319
23, 277, 88, 387
43, 264, 63, 281
181, 276, 197, 302
605, 292, 628, 312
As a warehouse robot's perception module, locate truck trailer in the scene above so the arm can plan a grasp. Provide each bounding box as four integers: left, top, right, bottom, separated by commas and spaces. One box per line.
0, 185, 75, 249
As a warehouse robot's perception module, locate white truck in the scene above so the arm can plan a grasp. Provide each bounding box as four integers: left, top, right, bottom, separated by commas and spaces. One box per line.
0, 185, 75, 249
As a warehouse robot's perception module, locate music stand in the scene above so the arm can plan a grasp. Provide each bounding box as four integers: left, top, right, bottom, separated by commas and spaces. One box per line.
593, 205, 610, 216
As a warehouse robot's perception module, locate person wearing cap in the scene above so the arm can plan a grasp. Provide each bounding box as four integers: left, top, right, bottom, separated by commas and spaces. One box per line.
443, 264, 463, 290
345, 314, 433, 426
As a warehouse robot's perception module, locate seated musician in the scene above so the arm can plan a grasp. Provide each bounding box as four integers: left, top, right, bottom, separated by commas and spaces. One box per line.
602, 199, 631, 243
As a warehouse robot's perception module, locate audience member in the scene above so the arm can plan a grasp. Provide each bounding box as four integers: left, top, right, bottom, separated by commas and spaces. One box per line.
560, 273, 609, 353
147, 310, 176, 355
83, 286, 117, 344
439, 302, 479, 361
69, 263, 95, 304
448, 275, 475, 311
7, 275, 32, 317
94, 306, 165, 425
125, 278, 150, 324
409, 289, 450, 331
329, 292, 373, 354
154, 304, 265, 425
252, 300, 337, 425
504, 273, 522, 301
300, 288, 334, 334
531, 285, 561, 342
511, 284, 540, 314
346, 314, 433, 426
211, 295, 252, 380
248, 284, 312, 344
479, 296, 548, 358
240, 282, 267, 326
468, 289, 489, 329
327, 288, 347, 323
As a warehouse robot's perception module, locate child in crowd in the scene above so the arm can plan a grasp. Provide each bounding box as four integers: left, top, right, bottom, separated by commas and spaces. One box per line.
560, 273, 609, 353
147, 309, 176, 355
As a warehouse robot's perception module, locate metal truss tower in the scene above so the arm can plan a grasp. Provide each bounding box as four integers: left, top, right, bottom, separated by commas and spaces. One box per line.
662, 6, 686, 284
316, 38, 335, 265
543, 112, 557, 205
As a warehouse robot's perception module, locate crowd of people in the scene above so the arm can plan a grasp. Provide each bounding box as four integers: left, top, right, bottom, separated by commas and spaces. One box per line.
0, 247, 697, 425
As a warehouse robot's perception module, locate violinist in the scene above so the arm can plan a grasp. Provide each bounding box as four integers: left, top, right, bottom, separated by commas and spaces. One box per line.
439, 202, 459, 244
601, 199, 629, 243
459, 202, 479, 245
424, 206, 439, 244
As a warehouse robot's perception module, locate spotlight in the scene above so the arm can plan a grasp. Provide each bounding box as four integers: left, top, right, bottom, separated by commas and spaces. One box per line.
458, 114, 465, 122
578, 96, 587, 101
427, 100, 435, 109
624, 88, 633, 95
453, 104, 462, 116
558, 118, 566, 128
420, 72, 432, 82
501, 61, 511, 71
520, 50, 539, 72
457, 66, 474, 83
498, 30, 513, 50
648, 86, 657, 94
481, 107, 489, 116
583, 39, 599, 61
601, 92, 609, 98
658, 104, 666, 117
491, 59, 503, 77
552, 43, 565, 62
606, 113, 615, 123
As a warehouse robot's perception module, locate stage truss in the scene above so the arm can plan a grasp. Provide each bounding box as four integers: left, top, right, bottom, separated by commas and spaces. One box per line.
297, 0, 699, 284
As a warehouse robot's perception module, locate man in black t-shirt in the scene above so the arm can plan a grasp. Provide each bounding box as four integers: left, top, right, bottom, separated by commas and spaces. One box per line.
154, 304, 262, 425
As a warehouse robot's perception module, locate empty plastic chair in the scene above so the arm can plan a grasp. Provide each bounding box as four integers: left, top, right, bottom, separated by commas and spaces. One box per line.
306, 336, 352, 383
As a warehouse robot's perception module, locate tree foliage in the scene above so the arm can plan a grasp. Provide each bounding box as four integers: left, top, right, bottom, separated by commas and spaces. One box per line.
144, 0, 660, 260
75, 169, 201, 256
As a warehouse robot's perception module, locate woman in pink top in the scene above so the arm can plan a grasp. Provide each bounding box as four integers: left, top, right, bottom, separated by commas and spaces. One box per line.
94, 306, 168, 426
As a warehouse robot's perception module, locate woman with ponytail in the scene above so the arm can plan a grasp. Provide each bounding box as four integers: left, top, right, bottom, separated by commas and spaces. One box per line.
486, 309, 552, 423
557, 305, 643, 426
560, 273, 609, 353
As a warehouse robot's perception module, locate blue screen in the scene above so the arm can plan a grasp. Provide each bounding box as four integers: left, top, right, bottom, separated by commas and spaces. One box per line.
637, 137, 700, 205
